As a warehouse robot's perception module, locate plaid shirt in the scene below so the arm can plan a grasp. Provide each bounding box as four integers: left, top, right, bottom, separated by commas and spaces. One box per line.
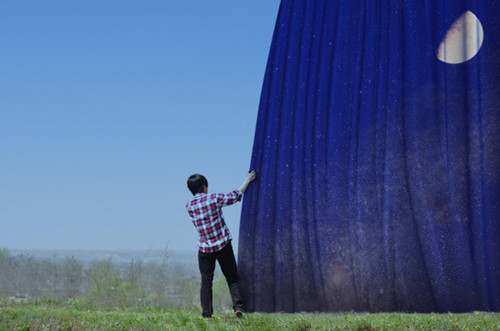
186, 190, 242, 253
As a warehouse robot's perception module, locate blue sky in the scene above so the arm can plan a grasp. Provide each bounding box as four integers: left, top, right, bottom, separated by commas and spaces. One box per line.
0, 1, 280, 251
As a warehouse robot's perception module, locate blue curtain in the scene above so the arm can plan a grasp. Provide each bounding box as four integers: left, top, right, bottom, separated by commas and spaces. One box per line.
239, 0, 500, 313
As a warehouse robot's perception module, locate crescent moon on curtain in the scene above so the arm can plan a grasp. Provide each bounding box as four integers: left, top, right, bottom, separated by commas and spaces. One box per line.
437, 11, 484, 64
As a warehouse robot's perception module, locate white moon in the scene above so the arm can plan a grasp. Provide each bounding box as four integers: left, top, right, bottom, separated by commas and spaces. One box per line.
437, 11, 484, 64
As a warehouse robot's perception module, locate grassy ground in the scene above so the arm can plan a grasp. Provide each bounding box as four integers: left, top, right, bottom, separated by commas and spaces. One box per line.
1, 300, 499, 330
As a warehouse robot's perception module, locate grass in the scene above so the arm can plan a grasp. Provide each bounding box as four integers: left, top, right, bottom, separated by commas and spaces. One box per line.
1, 300, 499, 330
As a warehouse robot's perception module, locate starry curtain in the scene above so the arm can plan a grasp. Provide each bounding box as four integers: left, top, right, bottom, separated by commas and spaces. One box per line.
238, 0, 500, 313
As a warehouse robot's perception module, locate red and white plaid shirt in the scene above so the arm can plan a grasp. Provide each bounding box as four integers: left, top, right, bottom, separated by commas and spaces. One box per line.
185, 190, 242, 253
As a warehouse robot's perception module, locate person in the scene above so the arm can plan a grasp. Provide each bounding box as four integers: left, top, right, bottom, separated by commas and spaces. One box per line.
185, 171, 256, 318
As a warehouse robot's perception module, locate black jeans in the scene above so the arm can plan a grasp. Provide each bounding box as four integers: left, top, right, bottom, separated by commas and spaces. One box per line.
198, 242, 244, 317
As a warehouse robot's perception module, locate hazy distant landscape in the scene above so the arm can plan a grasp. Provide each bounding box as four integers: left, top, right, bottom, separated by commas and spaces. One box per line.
0, 247, 231, 310
7, 248, 198, 270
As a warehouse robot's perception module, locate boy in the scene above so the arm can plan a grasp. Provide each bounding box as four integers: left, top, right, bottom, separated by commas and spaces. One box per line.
185, 171, 256, 318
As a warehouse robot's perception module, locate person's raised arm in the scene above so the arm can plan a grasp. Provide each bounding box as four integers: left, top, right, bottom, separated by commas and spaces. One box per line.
239, 171, 256, 193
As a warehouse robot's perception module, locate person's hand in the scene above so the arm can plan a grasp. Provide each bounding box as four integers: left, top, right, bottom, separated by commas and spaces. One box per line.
240, 170, 257, 193
246, 170, 256, 183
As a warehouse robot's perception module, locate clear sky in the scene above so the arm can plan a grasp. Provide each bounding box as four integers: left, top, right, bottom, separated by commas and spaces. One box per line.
0, 1, 281, 251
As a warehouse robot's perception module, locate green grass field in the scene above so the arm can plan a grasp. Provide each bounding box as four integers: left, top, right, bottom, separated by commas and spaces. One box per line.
1, 300, 499, 330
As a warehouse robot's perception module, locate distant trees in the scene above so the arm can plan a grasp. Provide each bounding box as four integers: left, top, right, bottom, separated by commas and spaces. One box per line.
88, 259, 122, 305
121, 258, 147, 306
169, 264, 199, 307
141, 260, 170, 307
0, 249, 15, 297
0, 251, 65, 299
61, 257, 83, 298
0, 249, 233, 310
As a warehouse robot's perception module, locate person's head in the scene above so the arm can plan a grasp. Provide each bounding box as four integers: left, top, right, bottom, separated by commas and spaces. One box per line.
187, 174, 208, 195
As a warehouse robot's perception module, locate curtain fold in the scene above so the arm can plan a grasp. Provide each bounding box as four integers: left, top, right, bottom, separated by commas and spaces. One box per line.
239, 0, 500, 312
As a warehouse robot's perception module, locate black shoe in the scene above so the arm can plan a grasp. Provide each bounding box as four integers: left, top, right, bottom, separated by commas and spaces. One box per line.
235, 310, 244, 318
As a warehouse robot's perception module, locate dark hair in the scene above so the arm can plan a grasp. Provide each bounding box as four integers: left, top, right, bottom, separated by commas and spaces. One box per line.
187, 174, 208, 195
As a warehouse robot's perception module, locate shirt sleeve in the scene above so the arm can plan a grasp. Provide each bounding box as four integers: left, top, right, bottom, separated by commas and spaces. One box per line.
214, 190, 242, 207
